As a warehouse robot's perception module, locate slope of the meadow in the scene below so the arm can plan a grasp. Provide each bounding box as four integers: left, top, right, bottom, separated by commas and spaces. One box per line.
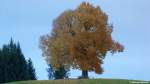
6, 79, 150, 84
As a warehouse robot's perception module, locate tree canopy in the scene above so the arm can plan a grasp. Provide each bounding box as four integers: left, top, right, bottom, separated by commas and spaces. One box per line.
40, 2, 124, 78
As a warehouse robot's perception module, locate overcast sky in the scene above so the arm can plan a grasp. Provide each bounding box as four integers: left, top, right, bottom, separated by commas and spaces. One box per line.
0, 0, 150, 81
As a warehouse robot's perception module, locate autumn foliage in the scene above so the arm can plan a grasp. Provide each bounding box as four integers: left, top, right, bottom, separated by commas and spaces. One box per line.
40, 2, 124, 76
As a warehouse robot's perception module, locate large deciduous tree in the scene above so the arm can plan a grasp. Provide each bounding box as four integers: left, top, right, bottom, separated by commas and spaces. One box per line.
40, 2, 124, 78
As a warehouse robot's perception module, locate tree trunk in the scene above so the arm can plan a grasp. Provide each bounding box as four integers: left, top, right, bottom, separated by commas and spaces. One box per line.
82, 70, 88, 79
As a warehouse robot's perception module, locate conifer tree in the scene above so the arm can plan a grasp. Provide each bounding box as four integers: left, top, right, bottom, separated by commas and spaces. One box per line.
16, 43, 29, 80
47, 64, 54, 80
0, 39, 37, 83
53, 65, 69, 79
47, 64, 69, 79
27, 58, 37, 80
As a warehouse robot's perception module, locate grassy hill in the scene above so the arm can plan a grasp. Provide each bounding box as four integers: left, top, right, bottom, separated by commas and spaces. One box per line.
5, 79, 150, 84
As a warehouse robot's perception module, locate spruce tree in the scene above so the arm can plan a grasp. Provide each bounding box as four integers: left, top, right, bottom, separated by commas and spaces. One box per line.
47, 64, 54, 80
47, 65, 69, 79
27, 58, 37, 80
0, 38, 37, 83
2, 44, 10, 82
53, 66, 69, 79
16, 43, 29, 80
0, 48, 4, 83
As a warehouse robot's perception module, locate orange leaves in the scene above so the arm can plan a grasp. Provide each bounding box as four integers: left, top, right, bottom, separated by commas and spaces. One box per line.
95, 65, 103, 74
95, 63, 101, 74
111, 41, 124, 54
78, 2, 90, 10
87, 46, 96, 58
39, 2, 124, 75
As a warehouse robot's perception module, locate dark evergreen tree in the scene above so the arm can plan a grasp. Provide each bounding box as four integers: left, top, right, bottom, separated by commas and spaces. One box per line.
0, 40, 14, 83
47, 65, 69, 79
15, 43, 29, 80
54, 66, 69, 79
47, 64, 54, 80
0, 48, 4, 83
2, 44, 12, 82
27, 58, 37, 80
0, 38, 37, 83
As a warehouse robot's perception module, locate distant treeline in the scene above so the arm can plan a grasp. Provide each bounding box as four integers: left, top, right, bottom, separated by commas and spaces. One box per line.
0, 39, 36, 83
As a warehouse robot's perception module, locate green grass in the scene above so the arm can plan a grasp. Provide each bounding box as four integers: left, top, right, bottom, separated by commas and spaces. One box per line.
5, 79, 150, 84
